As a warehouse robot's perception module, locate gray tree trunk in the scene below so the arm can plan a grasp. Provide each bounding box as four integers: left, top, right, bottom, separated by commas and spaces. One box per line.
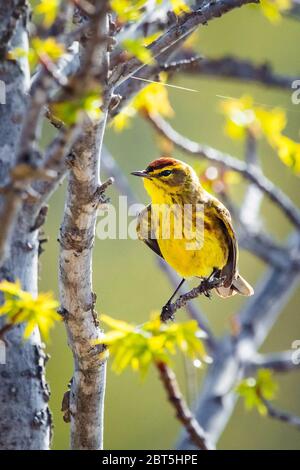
0, 0, 51, 450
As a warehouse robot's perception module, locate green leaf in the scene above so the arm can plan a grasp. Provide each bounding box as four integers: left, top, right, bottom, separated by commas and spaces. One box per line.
98, 312, 208, 378
111, 0, 148, 22
220, 94, 300, 175
111, 0, 190, 23
170, 0, 190, 15
122, 38, 154, 65
51, 90, 102, 126
260, 0, 292, 24
0, 280, 60, 341
236, 369, 278, 416
111, 76, 173, 132
34, 0, 61, 27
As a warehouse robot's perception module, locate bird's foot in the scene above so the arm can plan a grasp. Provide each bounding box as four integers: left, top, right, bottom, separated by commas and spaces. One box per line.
200, 278, 213, 299
160, 302, 175, 323
200, 269, 224, 298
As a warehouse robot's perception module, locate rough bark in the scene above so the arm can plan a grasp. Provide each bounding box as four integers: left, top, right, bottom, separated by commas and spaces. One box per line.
59, 121, 108, 450
0, 224, 52, 450
58, 11, 110, 449
0, 0, 51, 450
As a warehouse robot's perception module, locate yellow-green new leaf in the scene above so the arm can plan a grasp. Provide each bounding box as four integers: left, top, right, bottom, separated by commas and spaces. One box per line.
260, 0, 292, 23
221, 95, 300, 175
122, 38, 154, 65
29, 37, 65, 70
51, 90, 102, 126
170, 0, 190, 15
98, 313, 207, 378
34, 0, 61, 27
0, 280, 60, 341
111, 0, 148, 22
236, 369, 278, 416
111, 78, 173, 132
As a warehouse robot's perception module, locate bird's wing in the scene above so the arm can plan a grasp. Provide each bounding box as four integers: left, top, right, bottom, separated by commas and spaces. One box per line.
136, 204, 164, 259
209, 198, 238, 287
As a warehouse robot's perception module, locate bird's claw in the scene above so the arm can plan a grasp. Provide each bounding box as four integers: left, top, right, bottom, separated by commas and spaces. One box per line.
201, 278, 213, 299
160, 302, 174, 323
203, 289, 212, 299
201, 271, 224, 298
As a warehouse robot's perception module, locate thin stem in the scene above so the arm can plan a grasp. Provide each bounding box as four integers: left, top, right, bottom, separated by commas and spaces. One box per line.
162, 56, 297, 89
156, 361, 213, 450
109, 0, 259, 89
262, 398, 300, 431
161, 277, 221, 322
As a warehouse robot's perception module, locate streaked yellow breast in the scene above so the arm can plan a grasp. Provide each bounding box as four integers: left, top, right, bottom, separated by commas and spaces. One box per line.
153, 203, 229, 278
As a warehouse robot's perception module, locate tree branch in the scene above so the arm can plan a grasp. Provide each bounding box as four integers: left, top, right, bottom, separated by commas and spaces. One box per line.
109, 0, 259, 89
163, 55, 297, 89
239, 132, 263, 228
156, 361, 213, 450
58, 3, 112, 450
261, 399, 300, 431
157, 258, 217, 351
161, 277, 222, 322
237, 226, 298, 269
23, 124, 79, 220
0, 24, 78, 268
244, 351, 300, 375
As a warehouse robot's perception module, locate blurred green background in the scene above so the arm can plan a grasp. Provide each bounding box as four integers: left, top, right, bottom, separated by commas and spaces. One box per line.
41, 6, 300, 450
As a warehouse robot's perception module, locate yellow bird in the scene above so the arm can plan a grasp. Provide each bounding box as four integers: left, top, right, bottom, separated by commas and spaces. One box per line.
131, 157, 253, 305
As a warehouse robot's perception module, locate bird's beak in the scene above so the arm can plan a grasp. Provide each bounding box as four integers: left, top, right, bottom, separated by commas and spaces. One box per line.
131, 170, 151, 179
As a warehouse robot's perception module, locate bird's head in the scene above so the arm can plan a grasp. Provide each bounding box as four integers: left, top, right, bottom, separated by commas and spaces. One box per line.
131, 157, 200, 201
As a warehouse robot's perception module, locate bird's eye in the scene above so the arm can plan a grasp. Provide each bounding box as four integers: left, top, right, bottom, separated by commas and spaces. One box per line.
160, 170, 173, 177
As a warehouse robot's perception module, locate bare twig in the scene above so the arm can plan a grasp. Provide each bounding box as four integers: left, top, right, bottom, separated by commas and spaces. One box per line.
102, 148, 137, 206
244, 351, 300, 375
261, 398, 300, 431
163, 56, 298, 89
0, 29, 78, 268
28, 124, 82, 218
156, 361, 213, 450
161, 276, 222, 322
240, 132, 263, 229
237, 226, 299, 269
109, 0, 259, 89
157, 258, 216, 351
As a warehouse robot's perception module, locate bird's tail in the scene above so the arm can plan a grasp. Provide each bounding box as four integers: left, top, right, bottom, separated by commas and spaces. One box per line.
215, 273, 254, 298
